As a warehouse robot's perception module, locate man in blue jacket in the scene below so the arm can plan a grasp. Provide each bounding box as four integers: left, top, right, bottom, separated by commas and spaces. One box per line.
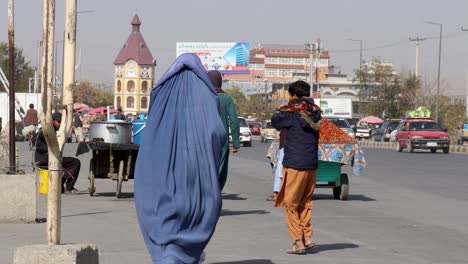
272, 81, 322, 255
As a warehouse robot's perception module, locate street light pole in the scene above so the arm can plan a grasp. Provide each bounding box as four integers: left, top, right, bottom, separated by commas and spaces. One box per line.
305, 43, 315, 96
409, 37, 427, 77
349, 39, 363, 118
425, 21, 442, 122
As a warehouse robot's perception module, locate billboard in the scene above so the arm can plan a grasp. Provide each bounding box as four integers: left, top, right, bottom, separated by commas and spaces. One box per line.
176, 42, 250, 74
316, 98, 353, 118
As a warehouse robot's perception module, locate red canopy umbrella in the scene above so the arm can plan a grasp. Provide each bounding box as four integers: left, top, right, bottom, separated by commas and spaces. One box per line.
73, 102, 89, 110
88, 107, 118, 115
359, 116, 384, 124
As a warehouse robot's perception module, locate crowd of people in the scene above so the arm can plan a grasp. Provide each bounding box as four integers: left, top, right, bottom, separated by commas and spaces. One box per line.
28, 54, 323, 263
132, 54, 322, 263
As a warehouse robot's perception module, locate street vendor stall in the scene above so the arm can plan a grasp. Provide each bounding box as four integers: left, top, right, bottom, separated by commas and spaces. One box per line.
76, 141, 138, 198
316, 118, 367, 200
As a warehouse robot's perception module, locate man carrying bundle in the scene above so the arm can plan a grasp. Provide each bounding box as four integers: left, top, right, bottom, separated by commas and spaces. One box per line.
271, 80, 322, 255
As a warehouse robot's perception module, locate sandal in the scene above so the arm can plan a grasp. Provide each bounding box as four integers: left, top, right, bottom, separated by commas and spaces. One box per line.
303, 237, 315, 250
287, 242, 306, 255
266, 192, 278, 201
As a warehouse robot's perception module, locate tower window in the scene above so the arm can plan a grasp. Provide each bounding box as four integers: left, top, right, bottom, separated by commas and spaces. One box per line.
126, 96, 135, 108
116, 96, 122, 108
127, 80, 135, 92
117, 80, 122, 92
141, 81, 148, 93
141, 97, 148, 109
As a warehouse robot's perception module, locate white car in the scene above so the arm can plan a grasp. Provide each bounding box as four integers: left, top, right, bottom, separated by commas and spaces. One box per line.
229, 117, 252, 147
238, 117, 252, 147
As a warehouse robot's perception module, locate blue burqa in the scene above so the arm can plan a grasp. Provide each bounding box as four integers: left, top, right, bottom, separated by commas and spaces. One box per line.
135, 53, 226, 264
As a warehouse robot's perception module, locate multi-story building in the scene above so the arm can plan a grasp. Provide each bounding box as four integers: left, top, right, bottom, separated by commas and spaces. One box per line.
113, 15, 156, 115
223, 43, 329, 90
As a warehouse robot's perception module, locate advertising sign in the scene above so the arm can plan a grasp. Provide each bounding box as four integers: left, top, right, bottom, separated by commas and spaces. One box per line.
316, 98, 353, 118
176, 42, 250, 74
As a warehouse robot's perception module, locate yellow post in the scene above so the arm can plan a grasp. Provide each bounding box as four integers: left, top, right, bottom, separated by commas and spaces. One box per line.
38, 170, 49, 195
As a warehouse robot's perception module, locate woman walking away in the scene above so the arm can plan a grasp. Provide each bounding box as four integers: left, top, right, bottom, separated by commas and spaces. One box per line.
135, 53, 226, 264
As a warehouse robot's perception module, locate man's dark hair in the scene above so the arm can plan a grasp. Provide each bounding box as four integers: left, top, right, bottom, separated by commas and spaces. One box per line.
207, 70, 223, 89
288, 81, 310, 98
29, 104, 34, 109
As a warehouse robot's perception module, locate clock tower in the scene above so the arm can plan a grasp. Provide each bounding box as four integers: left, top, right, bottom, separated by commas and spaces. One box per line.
113, 14, 155, 115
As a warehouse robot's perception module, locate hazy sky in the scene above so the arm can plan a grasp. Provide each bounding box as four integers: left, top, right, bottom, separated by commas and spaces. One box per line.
1, 0, 468, 95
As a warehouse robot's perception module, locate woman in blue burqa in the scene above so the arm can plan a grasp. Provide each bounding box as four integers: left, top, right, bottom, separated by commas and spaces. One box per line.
135, 53, 226, 264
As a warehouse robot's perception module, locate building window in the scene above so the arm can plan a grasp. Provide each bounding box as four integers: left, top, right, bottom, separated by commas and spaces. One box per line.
126, 96, 135, 108
141, 97, 148, 109
127, 80, 135, 92
141, 81, 148, 93
116, 96, 122, 108
117, 80, 122, 92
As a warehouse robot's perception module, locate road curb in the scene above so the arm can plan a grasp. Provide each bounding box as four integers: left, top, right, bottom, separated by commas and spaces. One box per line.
359, 140, 468, 154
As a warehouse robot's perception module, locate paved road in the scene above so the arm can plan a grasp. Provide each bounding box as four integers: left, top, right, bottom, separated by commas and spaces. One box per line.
1, 140, 467, 263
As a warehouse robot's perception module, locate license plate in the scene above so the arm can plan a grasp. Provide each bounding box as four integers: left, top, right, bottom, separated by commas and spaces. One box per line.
427, 142, 437, 147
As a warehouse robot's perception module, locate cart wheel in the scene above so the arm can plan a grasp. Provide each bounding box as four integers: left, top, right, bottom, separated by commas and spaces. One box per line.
116, 160, 124, 198
333, 174, 349, 200
88, 159, 95, 196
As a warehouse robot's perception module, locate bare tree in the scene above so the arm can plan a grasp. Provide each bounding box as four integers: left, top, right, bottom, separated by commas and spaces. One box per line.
40, 0, 77, 245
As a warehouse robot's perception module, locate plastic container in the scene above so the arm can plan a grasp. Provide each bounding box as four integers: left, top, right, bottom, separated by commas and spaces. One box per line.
38, 170, 48, 195
132, 119, 147, 144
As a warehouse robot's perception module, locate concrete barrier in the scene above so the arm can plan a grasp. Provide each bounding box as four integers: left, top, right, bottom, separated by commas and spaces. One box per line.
0, 174, 36, 223
359, 140, 468, 154
14, 244, 99, 264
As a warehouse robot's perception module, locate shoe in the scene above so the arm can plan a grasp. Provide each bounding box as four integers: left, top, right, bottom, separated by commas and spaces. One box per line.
304, 236, 315, 250
64, 188, 80, 195
266, 192, 278, 201
287, 241, 306, 255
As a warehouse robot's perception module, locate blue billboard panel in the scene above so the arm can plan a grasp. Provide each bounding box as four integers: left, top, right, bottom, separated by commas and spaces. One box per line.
176, 42, 250, 74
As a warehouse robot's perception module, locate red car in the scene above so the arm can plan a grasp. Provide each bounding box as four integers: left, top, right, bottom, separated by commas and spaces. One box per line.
395, 118, 450, 153
248, 122, 262, 136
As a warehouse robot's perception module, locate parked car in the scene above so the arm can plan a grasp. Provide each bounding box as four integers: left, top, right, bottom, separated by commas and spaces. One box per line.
459, 123, 468, 145
261, 120, 276, 143
238, 117, 252, 147
326, 117, 355, 138
389, 122, 404, 142
395, 118, 450, 153
355, 124, 371, 140
372, 119, 402, 142
248, 121, 262, 136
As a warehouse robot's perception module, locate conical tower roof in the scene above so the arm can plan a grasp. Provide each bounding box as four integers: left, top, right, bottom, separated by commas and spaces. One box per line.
114, 14, 155, 65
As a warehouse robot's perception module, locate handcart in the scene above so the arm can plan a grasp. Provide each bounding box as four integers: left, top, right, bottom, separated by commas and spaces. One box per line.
76, 141, 139, 198
316, 161, 349, 200
316, 142, 367, 201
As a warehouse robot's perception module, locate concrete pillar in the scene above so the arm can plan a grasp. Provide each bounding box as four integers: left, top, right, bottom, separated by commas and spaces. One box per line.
0, 174, 36, 223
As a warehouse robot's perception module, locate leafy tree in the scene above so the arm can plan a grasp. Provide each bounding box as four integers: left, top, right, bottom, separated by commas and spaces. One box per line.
74, 81, 113, 108
0, 42, 35, 93
355, 58, 420, 118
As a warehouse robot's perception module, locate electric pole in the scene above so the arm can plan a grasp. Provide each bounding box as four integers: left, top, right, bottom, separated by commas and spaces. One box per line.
7, 0, 16, 174
305, 43, 315, 96
425, 21, 442, 122
409, 37, 426, 77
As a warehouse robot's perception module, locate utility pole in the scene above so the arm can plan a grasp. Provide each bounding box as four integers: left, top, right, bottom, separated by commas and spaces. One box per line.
7, 0, 16, 174
264, 80, 268, 114
409, 37, 426, 77
425, 21, 442, 122
305, 43, 315, 96
316, 39, 321, 97
349, 39, 363, 118
461, 28, 468, 118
